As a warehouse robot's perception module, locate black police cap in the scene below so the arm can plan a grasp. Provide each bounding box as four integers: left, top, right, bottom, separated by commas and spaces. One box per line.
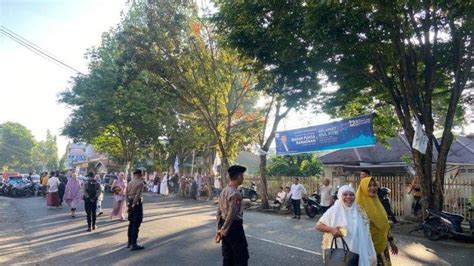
133, 169, 143, 175
227, 165, 246, 176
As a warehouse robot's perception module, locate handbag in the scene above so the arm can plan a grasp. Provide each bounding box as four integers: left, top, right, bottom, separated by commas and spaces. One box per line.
324, 236, 359, 266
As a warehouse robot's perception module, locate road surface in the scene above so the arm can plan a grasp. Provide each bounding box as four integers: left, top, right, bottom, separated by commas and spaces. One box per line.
0, 194, 472, 265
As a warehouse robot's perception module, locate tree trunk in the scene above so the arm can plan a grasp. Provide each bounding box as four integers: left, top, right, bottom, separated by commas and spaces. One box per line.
167, 153, 176, 175
434, 131, 453, 210
259, 154, 270, 209
221, 156, 230, 187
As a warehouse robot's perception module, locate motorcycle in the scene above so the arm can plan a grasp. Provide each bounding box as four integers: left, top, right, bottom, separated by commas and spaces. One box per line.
422, 207, 474, 242
303, 193, 322, 218
239, 182, 258, 202
378, 187, 398, 224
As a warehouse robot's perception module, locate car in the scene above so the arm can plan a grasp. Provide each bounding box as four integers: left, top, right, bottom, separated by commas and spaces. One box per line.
8, 176, 26, 187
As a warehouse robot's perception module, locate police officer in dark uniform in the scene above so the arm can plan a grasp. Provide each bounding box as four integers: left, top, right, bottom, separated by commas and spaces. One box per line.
126, 169, 145, 251
215, 165, 249, 266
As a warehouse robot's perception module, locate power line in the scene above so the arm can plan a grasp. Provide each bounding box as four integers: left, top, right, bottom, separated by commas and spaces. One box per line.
0, 25, 84, 74
0, 28, 75, 73
1, 142, 34, 154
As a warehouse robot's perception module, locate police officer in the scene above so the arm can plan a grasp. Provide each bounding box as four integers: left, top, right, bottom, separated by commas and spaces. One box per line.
215, 165, 249, 266
126, 169, 145, 251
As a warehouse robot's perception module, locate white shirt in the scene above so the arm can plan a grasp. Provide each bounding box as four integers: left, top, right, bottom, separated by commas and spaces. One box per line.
290, 183, 306, 200
47, 177, 60, 193
214, 177, 221, 189
276, 191, 287, 203
320, 185, 334, 207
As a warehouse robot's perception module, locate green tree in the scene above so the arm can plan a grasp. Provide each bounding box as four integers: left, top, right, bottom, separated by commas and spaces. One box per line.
267, 153, 321, 177
120, 0, 263, 182
60, 29, 165, 175
44, 130, 59, 171
215, 0, 473, 211
214, 1, 322, 207
0, 122, 36, 172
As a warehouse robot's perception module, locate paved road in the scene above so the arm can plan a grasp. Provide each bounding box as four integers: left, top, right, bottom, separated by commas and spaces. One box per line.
0, 194, 472, 265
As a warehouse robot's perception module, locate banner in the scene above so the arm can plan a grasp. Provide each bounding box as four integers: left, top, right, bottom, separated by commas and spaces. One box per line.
67, 154, 86, 161
275, 114, 376, 155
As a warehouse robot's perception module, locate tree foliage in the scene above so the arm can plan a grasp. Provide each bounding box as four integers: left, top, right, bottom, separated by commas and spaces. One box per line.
215, 0, 473, 211
118, 0, 263, 179
267, 153, 322, 177
0, 122, 36, 172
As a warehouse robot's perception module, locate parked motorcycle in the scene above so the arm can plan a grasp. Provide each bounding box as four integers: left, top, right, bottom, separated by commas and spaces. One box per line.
12, 182, 36, 197
422, 207, 474, 242
378, 187, 398, 224
303, 193, 322, 218
239, 182, 258, 202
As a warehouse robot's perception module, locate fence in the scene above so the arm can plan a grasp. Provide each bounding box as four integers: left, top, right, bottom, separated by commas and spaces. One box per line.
247, 174, 473, 223
444, 175, 473, 220
346, 175, 409, 219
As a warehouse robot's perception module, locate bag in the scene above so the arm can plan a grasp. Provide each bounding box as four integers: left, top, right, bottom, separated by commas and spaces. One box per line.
86, 180, 98, 199
324, 236, 359, 266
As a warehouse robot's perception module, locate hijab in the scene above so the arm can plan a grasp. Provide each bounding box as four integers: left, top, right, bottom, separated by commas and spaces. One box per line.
355, 177, 390, 254
319, 185, 376, 265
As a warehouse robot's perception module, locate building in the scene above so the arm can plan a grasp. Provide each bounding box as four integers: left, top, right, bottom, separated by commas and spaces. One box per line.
463, 85, 474, 134
65, 143, 95, 169
319, 134, 474, 184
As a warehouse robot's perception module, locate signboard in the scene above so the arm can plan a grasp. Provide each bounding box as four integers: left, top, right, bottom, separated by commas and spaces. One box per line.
67, 154, 87, 161
275, 114, 376, 155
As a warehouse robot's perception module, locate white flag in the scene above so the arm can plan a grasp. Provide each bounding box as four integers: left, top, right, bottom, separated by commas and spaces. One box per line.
174, 155, 180, 174
413, 119, 428, 154
212, 154, 221, 176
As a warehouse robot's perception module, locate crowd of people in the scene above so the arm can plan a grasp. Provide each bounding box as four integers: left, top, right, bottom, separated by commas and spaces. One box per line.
146, 172, 222, 200
35, 166, 401, 264
39, 169, 146, 251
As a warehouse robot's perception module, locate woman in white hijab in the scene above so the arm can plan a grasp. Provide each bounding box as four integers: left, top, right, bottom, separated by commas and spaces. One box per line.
160, 172, 169, 195
316, 185, 377, 266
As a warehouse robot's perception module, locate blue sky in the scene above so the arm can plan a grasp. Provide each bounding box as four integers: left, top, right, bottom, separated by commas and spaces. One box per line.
0, 0, 127, 155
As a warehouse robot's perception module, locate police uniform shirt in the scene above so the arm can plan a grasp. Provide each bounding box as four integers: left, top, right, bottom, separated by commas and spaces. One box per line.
217, 185, 243, 236
127, 178, 144, 206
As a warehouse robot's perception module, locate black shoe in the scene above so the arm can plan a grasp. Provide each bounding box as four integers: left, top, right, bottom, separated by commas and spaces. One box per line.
297, 216, 301, 220
126, 244, 131, 248
292, 216, 297, 219
98, 212, 103, 216
87, 228, 92, 232
92, 225, 97, 230
131, 245, 145, 251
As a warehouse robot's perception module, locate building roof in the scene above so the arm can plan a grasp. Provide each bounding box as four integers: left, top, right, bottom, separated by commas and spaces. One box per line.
319, 135, 474, 166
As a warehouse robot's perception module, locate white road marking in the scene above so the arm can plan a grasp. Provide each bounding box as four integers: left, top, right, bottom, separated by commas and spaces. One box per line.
205, 225, 321, 256
246, 233, 322, 256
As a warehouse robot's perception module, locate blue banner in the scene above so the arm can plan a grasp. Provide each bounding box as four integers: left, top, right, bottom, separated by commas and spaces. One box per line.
67, 154, 86, 161
275, 114, 376, 155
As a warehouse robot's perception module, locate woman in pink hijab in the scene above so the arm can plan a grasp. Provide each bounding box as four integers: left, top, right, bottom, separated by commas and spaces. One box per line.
63, 173, 82, 218
110, 172, 127, 221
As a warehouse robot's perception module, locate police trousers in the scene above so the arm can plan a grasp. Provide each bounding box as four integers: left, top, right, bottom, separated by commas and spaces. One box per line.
84, 198, 97, 228
222, 220, 249, 266
127, 199, 143, 246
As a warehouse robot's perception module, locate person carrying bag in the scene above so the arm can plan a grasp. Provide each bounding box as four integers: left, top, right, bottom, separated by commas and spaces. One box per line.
316, 185, 377, 266
324, 236, 359, 266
